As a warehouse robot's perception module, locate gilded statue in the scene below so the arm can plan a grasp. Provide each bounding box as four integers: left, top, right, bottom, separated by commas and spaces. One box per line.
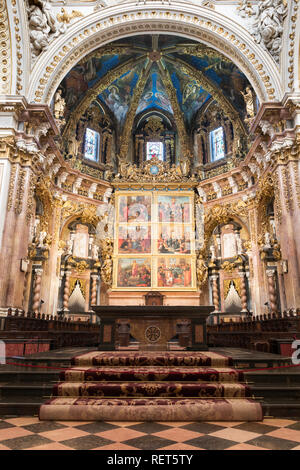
101, 257, 113, 285
179, 153, 191, 177
68, 136, 80, 157
118, 157, 130, 179
196, 255, 208, 287
169, 164, 182, 181
99, 237, 114, 285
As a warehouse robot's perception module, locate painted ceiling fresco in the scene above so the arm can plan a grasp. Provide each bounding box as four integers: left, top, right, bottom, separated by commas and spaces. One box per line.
174, 53, 249, 120
98, 62, 144, 128
136, 64, 173, 116
60, 50, 139, 118
58, 34, 257, 130
165, 61, 211, 127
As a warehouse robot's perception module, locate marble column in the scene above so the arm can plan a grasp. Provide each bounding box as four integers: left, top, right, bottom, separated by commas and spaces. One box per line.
211, 274, 220, 313
266, 268, 278, 314
0, 165, 34, 310
240, 272, 248, 313
91, 274, 98, 307
247, 206, 266, 315
32, 268, 43, 313
276, 164, 300, 308
62, 270, 71, 312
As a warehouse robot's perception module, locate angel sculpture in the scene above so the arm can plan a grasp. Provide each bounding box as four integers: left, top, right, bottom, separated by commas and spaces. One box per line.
54, 89, 66, 120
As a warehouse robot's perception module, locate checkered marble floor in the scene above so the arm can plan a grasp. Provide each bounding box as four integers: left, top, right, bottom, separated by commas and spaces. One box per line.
0, 418, 300, 450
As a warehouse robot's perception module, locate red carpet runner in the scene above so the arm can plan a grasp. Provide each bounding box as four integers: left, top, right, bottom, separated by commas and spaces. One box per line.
39, 351, 263, 421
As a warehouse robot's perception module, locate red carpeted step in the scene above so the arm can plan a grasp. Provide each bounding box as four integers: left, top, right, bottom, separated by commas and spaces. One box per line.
71, 351, 233, 368
53, 381, 251, 398
60, 366, 244, 383
40, 350, 262, 422
39, 397, 263, 422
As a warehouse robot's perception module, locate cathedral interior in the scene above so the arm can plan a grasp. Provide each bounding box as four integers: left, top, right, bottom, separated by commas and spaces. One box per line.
0, 0, 300, 451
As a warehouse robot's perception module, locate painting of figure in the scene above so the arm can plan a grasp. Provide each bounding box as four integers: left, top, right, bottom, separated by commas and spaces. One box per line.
157, 196, 191, 223
157, 225, 191, 254
117, 258, 151, 288
99, 67, 142, 127
157, 257, 192, 288
118, 226, 151, 254
119, 195, 152, 223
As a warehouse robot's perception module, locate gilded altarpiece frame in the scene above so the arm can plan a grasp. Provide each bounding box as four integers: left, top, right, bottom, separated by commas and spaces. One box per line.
113, 190, 196, 291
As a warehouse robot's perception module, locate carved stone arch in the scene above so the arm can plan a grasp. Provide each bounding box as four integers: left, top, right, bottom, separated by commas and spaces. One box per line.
280, 0, 299, 93
203, 204, 250, 256
67, 218, 96, 236
134, 108, 175, 131
212, 220, 243, 235
133, 107, 177, 165
6, 0, 31, 95
205, 215, 250, 266
27, 3, 283, 105
0, 0, 12, 94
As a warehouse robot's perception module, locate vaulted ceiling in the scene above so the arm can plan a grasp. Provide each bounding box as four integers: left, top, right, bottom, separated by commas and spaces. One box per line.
58, 34, 256, 133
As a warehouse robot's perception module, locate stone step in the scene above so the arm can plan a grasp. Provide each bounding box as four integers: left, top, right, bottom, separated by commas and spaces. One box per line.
0, 384, 53, 398
246, 372, 300, 385
262, 403, 300, 418
0, 371, 60, 383
0, 401, 42, 417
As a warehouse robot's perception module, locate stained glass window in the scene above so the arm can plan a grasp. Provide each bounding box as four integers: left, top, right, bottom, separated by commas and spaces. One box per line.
84, 128, 100, 161
146, 142, 164, 161
210, 127, 225, 161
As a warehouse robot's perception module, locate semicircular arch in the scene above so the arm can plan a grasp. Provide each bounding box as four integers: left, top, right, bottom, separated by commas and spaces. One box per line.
27, 3, 283, 106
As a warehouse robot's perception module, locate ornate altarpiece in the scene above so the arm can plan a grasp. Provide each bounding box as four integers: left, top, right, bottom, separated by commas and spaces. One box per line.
112, 190, 197, 291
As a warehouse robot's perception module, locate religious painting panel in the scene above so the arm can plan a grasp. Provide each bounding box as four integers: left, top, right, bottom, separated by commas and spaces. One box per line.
117, 258, 152, 288
157, 256, 193, 289
118, 225, 151, 254
157, 195, 191, 223
157, 224, 191, 254
118, 194, 152, 223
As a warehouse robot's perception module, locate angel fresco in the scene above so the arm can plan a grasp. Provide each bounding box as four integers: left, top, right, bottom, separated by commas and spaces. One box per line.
100, 69, 138, 125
